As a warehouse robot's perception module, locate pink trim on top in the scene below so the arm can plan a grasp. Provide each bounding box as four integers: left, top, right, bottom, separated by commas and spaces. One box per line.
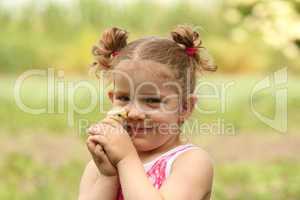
116, 144, 197, 200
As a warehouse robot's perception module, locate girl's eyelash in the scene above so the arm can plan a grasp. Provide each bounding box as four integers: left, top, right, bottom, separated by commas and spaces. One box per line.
143, 98, 161, 103
116, 96, 161, 104
116, 96, 130, 101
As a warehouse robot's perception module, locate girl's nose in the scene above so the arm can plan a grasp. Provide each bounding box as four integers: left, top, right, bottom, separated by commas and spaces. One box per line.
125, 103, 146, 121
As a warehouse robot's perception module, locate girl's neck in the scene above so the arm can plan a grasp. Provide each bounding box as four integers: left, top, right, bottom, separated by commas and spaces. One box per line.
137, 135, 188, 163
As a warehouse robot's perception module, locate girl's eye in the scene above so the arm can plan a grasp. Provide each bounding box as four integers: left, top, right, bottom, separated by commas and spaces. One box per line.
116, 96, 130, 102
144, 98, 161, 104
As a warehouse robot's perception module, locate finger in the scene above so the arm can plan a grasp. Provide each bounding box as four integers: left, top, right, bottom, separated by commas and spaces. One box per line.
94, 144, 107, 163
96, 148, 116, 169
104, 116, 121, 123
88, 123, 108, 135
87, 124, 97, 135
89, 122, 117, 136
86, 137, 97, 154
87, 138, 105, 164
103, 115, 126, 127
90, 135, 108, 149
87, 124, 101, 134
101, 118, 118, 128
94, 144, 105, 157
102, 118, 127, 135
86, 137, 95, 149
94, 144, 113, 167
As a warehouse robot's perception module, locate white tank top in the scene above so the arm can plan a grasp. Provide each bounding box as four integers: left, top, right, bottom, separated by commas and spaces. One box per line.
143, 143, 200, 188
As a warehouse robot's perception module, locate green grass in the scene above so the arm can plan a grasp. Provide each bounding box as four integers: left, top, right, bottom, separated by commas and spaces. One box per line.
0, 151, 299, 200
0, 152, 83, 200
213, 161, 300, 200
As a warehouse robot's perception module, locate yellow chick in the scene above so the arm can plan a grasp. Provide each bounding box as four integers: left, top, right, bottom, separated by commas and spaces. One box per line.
102, 107, 129, 128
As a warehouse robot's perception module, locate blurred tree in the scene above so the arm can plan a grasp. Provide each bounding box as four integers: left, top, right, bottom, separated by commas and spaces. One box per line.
0, 0, 299, 74
222, 0, 300, 73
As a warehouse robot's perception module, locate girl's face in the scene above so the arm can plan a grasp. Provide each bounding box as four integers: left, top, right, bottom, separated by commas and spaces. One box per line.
108, 59, 184, 152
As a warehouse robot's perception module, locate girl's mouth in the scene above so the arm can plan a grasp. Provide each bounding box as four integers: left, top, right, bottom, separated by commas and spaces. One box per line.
125, 125, 154, 136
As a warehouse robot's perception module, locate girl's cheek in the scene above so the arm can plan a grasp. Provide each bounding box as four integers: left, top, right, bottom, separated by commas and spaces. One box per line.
150, 113, 173, 125
137, 103, 160, 113
113, 100, 128, 108
161, 103, 179, 114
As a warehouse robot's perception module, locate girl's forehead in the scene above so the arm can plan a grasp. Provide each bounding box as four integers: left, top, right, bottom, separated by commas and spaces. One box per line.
113, 59, 180, 94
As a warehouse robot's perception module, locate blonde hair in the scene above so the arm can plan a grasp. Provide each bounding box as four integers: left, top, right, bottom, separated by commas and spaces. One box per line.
91, 24, 217, 103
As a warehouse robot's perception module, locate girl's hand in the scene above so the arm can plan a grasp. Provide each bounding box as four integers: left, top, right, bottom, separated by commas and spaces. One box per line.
86, 133, 117, 177
88, 121, 136, 167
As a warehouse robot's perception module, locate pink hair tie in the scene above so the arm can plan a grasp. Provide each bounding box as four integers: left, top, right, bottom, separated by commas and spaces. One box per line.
185, 47, 198, 56
112, 51, 119, 57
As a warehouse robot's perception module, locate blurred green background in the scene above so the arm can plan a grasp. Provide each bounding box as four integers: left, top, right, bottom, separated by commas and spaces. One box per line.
0, 0, 299, 199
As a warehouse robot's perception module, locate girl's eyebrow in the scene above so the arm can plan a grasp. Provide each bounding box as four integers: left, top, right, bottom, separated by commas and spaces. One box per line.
115, 91, 129, 95
139, 92, 159, 95
138, 92, 168, 98
115, 91, 175, 98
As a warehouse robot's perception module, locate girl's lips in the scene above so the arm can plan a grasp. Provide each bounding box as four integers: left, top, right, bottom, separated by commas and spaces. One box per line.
127, 126, 153, 136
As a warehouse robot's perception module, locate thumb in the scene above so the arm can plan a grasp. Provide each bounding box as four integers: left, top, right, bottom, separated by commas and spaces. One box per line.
86, 138, 105, 163
95, 144, 115, 168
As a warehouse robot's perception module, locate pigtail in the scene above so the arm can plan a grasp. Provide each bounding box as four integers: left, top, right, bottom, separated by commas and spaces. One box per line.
91, 27, 128, 74
170, 24, 217, 72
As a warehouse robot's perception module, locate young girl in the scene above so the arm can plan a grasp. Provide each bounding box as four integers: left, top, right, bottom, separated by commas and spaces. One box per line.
79, 24, 217, 200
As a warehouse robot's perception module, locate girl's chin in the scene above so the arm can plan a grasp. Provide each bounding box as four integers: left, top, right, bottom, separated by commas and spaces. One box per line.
131, 139, 160, 152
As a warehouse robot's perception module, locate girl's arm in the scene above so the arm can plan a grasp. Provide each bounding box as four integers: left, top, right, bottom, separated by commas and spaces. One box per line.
117, 149, 214, 200
78, 160, 119, 200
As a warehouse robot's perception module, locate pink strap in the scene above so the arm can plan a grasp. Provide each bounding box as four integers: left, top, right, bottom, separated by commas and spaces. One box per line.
145, 144, 195, 189
116, 144, 196, 200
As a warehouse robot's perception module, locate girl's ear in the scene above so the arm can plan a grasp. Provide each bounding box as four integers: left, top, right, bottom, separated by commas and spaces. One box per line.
178, 94, 198, 123
108, 90, 114, 103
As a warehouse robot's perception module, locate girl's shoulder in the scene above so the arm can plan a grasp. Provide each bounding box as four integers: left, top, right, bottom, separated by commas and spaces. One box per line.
166, 143, 214, 176
160, 144, 214, 199
175, 144, 213, 166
